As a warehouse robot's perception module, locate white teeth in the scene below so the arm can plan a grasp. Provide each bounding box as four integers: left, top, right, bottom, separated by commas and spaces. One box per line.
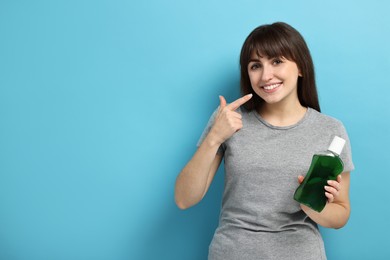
263, 83, 280, 90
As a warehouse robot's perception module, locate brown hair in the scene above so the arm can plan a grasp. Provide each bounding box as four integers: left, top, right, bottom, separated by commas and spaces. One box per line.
239, 22, 321, 112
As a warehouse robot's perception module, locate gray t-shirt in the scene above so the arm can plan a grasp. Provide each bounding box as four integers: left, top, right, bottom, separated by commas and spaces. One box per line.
198, 107, 354, 260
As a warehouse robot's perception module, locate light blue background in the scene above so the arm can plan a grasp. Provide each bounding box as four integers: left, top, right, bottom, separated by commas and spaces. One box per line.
0, 0, 389, 259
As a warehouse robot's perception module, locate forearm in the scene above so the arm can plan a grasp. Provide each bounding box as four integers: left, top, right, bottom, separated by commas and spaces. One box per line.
175, 132, 222, 209
301, 201, 350, 229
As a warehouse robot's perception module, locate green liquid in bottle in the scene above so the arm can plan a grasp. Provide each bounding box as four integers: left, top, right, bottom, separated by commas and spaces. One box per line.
294, 136, 345, 212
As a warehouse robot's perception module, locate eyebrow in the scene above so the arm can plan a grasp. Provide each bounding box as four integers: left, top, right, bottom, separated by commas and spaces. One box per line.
248, 58, 260, 63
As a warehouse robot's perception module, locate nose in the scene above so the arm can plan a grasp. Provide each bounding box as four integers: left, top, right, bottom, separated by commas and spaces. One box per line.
261, 64, 273, 82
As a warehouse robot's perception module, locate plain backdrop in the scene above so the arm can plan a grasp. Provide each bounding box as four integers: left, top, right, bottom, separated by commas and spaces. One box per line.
1, 0, 389, 259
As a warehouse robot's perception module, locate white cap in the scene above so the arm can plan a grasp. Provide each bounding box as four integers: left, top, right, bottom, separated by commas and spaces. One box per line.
328, 136, 346, 156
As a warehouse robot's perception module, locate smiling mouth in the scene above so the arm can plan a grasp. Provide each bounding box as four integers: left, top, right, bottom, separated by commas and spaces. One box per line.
262, 82, 282, 91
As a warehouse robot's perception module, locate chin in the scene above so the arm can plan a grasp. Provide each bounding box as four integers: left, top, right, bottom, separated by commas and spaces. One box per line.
261, 97, 282, 104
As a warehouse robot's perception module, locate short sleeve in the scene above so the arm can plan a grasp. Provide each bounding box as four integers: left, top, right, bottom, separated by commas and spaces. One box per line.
196, 109, 225, 155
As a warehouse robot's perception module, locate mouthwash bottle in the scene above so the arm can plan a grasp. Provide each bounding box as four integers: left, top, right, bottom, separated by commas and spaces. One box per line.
294, 136, 346, 212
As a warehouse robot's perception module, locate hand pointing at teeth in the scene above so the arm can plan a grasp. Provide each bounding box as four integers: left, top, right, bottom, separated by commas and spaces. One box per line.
209, 94, 253, 145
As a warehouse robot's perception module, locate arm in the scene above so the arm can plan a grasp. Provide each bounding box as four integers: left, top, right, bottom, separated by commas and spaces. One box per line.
299, 172, 351, 229
174, 94, 252, 210
174, 136, 223, 210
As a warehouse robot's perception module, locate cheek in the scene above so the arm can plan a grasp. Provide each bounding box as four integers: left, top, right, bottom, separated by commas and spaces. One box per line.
279, 69, 299, 84
283, 66, 300, 79
248, 72, 259, 85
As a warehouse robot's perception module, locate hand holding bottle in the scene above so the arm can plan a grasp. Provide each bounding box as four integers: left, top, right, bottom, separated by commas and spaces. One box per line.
297, 174, 342, 204
209, 94, 252, 145
294, 136, 345, 212
324, 175, 342, 203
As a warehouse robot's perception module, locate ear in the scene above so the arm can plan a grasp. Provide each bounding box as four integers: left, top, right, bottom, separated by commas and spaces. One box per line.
298, 70, 303, 77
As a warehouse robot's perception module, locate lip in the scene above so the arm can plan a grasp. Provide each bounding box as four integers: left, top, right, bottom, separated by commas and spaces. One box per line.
261, 82, 282, 93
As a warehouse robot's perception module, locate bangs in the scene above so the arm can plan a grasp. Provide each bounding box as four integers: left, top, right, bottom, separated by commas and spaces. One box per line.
246, 27, 296, 61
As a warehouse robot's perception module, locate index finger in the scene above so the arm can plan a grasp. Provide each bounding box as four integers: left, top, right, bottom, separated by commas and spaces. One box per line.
226, 94, 253, 110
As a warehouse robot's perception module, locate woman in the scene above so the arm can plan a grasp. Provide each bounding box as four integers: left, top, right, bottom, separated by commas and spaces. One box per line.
175, 22, 354, 260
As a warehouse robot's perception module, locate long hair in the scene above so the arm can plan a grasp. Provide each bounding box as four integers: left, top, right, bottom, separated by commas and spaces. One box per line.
239, 22, 321, 112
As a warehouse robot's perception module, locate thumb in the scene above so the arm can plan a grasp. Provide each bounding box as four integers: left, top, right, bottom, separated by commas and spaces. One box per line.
219, 95, 227, 110
298, 175, 305, 184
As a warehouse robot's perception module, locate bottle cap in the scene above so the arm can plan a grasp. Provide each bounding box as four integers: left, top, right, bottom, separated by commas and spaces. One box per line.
328, 136, 346, 156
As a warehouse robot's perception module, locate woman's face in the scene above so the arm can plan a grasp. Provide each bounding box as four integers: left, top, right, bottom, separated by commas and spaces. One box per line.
247, 52, 301, 107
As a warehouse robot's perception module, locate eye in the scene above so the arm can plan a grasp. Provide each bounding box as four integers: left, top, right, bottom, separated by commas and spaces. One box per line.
249, 63, 261, 70
272, 58, 283, 65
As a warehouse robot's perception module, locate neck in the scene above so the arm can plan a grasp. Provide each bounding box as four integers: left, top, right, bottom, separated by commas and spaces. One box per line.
258, 101, 307, 127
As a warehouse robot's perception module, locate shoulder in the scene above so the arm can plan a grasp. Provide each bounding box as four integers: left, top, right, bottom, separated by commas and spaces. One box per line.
307, 108, 352, 144
309, 108, 345, 130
